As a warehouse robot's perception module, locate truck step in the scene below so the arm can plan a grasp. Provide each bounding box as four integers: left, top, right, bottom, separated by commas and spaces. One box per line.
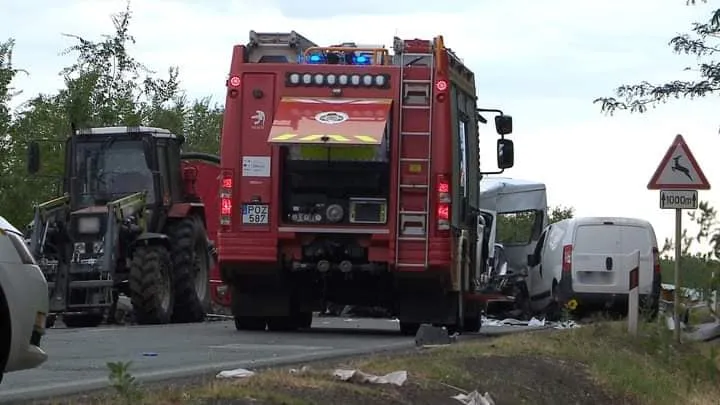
402, 79, 432, 84
396, 263, 426, 268
398, 236, 427, 241
399, 210, 427, 215
402, 105, 430, 110
400, 184, 428, 189
400, 158, 429, 162
401, 131, 430, 136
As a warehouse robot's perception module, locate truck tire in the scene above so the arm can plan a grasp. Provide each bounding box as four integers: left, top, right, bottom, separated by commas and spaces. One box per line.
62, 313, 104, 328
129, 245, 174, 324
169, 217, 210, 323
234, 316, 266, 331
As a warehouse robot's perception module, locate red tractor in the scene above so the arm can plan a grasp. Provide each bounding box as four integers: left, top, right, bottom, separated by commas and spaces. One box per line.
216, 31, 515, 334
26, 127, 220, 326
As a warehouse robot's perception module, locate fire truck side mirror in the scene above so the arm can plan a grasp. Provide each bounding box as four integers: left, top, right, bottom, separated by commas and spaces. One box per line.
27, 141, 40, 175
497, 139, 514, 169
494, 115, 513, 135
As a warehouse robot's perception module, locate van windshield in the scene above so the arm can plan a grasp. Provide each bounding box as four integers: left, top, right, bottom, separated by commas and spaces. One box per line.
496, 210, 544, 245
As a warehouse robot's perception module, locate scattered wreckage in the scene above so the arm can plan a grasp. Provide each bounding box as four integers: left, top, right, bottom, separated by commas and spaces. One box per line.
474, 178, 555, 320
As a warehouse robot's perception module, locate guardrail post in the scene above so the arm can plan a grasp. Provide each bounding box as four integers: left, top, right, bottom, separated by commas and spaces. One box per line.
628, 250, 640, 336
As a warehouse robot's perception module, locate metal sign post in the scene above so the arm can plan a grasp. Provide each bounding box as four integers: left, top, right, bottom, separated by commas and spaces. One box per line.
648, 134, 710, 344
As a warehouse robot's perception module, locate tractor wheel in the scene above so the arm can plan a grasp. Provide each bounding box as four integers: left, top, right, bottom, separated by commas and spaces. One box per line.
129, 245, 174, 325
168, 217, 211, 323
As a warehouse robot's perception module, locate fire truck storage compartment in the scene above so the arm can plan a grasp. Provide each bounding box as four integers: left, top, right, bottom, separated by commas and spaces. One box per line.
280, 145, 390, 226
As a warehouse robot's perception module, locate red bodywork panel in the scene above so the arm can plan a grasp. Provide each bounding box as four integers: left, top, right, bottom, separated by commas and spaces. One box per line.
181, 158, 230, 307
217, 38, 455, 276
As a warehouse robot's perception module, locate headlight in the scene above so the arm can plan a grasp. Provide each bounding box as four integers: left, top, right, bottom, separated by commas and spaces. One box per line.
302, 73, 312, 85
73, 242, 86, 254
350, 74, 361, 86
289, 73, 300, 84
326, 74, 337, 86
77, 217, 101, 234
374, 75, 386, 87
362, 74, 373, 86
313, 73, 324, 85
338, 74, 349, 85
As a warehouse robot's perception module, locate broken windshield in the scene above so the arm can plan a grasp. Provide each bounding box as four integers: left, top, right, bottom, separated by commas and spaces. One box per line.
496, 210, 544, 245
73, 139, 154, 207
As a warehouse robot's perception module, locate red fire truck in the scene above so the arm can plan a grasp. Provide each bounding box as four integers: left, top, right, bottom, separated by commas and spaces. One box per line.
217, 31, 515, 334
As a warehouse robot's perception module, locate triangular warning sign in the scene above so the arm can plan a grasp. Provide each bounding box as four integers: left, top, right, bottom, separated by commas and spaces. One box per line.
647, 134, 710, 190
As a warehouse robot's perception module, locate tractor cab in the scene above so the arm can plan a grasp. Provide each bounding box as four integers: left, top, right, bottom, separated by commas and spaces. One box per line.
28, 126, 185, 230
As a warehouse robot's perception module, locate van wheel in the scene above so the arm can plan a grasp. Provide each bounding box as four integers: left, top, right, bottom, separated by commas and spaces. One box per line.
546, 282, 563, 321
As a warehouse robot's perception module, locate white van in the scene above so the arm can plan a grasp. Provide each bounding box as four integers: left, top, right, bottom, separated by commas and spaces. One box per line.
526, 216, 661, 316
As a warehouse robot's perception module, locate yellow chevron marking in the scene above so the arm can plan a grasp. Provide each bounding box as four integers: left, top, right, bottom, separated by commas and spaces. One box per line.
355, 135, 379, 143
272, 133, 297, 141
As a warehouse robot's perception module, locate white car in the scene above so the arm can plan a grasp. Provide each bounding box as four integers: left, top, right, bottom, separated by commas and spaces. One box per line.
0, 216, 49, 382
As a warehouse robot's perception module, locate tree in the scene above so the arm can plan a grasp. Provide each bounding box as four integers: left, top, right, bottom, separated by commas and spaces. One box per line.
0, 1, 223, 226
496, 205, 575, 244
659, 201, 720, 293
594, 1, 720, 114
549, 205, 575, 224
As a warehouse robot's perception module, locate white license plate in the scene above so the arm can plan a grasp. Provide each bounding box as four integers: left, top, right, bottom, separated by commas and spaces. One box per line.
242, 204, 269, 224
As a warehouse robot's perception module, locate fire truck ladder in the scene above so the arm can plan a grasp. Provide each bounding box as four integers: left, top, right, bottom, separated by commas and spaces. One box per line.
394, 39, 436, 270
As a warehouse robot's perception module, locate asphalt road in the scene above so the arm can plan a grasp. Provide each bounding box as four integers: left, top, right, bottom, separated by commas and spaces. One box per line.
0, 316, 544, 403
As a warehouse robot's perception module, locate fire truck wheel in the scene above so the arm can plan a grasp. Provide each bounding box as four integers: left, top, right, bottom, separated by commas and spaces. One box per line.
234, 316, 266, 331
297, 311, 313, 329
399, 321, 420, 336
462, 316, 481, 332
129, 245, 174, 325
267, 316, 299, 332
169, 217, 210, 324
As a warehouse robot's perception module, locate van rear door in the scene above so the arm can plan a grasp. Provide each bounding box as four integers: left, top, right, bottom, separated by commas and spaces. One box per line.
572, 223, 653, 294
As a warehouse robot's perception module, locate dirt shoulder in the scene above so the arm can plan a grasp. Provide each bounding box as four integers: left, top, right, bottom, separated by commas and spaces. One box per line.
58, 322, 720, 405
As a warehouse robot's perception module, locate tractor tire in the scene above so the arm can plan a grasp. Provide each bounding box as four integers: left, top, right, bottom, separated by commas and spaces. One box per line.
168, 217, 211, 323
129, 245, 174, 325
62, 313, 104, 328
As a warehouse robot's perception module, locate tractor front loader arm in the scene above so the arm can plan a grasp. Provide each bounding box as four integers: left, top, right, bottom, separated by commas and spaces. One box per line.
103, 191, 148, 272
29, 193, 71, 258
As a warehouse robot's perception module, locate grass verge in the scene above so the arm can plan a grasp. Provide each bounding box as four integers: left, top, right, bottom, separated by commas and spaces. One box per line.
58, 322, 720, 405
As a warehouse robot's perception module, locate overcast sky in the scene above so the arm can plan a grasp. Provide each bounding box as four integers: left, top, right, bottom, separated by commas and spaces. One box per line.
3, 0, 720, 250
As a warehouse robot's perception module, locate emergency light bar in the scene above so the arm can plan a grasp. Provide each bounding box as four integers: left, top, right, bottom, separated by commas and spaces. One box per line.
301, 46, 388, 66
286, 72, 390, 88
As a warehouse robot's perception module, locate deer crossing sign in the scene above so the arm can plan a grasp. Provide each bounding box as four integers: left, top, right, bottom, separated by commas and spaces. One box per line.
647, 134, 710, 191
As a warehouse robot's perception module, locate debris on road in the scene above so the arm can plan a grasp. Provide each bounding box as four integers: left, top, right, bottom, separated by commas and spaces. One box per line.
482, 316, 580, 329
216, 368, 255, 379
414, 324, 458, 347
452, 390, 496, 405
333, 369, 407, 386
685, 320, 720, 342
289, 365, 311, 374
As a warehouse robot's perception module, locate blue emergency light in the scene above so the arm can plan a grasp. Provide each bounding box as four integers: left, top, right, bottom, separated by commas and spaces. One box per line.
353, 54, 371, 65
307, 53, 325, 64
